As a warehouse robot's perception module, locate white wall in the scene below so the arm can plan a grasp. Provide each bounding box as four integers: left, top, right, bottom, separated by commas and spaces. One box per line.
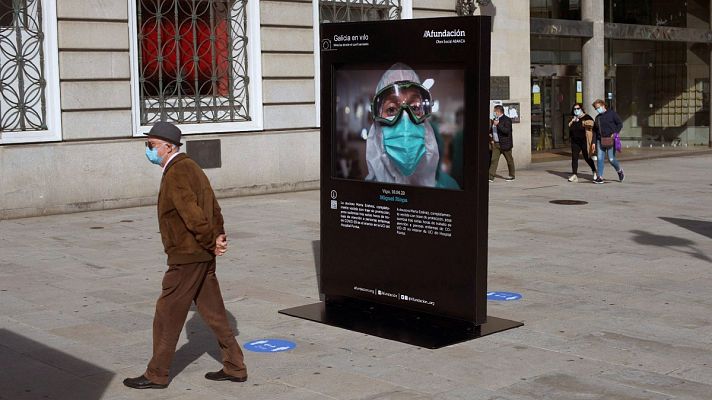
0, 131, 319, 219
477, 0, 533, 169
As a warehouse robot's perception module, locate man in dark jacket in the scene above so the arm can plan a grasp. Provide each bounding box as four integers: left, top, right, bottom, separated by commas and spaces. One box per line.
488, 105, 515, 182
592, 99, 625, 184
124, 122, 247, 389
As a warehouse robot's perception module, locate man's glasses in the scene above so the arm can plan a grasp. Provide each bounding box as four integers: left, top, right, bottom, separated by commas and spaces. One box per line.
573, 107, 582, 110
145, 141, 164, 150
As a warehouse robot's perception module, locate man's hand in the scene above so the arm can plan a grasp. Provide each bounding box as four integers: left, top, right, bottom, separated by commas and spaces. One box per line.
214, 234, 228, 256
492, 119, 499, 126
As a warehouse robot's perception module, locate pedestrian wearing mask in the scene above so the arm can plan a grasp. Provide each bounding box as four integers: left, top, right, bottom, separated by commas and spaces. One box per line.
567, 103, 597, 182
488, 105, 515, 182
123, 122, 247, 389
592, 99, 624, 184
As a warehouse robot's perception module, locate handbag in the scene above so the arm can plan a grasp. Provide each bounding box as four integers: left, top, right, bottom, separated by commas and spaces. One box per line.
600, 135, 614, 149
614, 132, 622, 152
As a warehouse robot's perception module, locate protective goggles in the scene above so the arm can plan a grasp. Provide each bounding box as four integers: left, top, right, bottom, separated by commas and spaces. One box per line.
371, 81, 432, 126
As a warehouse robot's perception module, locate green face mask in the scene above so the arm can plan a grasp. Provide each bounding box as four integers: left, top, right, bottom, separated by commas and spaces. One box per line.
381, 110, 427, 177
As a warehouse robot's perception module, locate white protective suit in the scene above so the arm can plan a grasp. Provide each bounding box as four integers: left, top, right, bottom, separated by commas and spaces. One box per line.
365, 63, 440, 187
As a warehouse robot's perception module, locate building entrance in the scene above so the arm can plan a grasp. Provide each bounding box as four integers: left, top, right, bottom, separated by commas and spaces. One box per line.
531, 74, 581, 151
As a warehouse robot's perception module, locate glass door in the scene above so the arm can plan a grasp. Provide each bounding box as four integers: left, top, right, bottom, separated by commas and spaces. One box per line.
531, 78, 546, 150
532, 76, 579, 150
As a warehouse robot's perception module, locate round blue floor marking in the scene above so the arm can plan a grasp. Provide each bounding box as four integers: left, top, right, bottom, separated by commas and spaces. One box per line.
244, 339, 296, 353
487, 291, 522, 301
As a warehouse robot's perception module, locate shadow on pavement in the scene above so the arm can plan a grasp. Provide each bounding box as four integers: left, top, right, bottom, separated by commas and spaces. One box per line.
170, 309, 239, 380
546, 169, 595, 181
546, 170, 571, 180
659, 217, 712, 240
629, 229, 712, 263
0, 329, 114, 400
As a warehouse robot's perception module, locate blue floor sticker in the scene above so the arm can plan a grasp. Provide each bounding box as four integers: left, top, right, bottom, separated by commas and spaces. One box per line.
487, 291, 522, 301
244, 339, 296, 353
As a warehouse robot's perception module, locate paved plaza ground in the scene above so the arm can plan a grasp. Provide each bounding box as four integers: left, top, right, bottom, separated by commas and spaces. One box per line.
1, 154, 711, 400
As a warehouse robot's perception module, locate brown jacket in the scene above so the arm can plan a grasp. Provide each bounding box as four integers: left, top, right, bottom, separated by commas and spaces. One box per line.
157, 154, 224, 265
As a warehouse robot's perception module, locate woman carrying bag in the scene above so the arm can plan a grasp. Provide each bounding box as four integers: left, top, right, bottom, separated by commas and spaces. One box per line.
592, 99, 625, 184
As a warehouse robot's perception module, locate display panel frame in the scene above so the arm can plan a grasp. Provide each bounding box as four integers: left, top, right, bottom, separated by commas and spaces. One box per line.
320, 16, 491, 324
281, 17, 522, 348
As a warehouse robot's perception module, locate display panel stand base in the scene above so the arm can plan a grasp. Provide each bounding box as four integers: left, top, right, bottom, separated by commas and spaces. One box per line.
279, 299, 523, 349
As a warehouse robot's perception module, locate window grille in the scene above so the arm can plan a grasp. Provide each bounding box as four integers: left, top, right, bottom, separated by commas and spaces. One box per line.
0, 0, 48, 133
136, 0, 249, 125
319, 0, 402, 23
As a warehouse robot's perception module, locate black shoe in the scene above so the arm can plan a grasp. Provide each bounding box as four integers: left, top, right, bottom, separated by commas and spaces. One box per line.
594, 177, 604, 184
205, 370, 248, 382
504, 176, 515, 181
123, 375, 168, 389
617, 169, 625, 182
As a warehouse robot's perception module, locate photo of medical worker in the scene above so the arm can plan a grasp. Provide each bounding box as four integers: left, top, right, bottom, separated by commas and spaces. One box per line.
333, 63, 465, 190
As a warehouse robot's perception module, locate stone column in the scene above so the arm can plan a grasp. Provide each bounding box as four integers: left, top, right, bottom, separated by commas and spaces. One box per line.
582, 0, 605, 116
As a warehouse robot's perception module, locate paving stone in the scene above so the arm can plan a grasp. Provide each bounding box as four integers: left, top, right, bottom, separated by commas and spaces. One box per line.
597, 368, 712, 399
499, 373, 672, 400
277, 367, 420, 399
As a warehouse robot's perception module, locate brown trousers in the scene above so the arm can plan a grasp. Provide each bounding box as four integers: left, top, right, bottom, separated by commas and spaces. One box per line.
144, 259, 247, 385
488, 143, 515, 180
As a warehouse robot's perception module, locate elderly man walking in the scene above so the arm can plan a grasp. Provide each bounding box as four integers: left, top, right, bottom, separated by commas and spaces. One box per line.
123, 122, 247, 389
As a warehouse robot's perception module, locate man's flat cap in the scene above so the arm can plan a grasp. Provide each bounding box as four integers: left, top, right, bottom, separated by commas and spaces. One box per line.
145, 122, 182, 146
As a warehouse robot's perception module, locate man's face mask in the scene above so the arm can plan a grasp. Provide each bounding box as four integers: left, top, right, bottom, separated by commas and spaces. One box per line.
145, 141, 165, 165
381, 110, 427, 177
596, 106, 605, 114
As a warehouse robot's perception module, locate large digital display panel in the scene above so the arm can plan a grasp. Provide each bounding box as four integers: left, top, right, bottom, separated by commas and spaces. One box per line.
320, 16, 491, 324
